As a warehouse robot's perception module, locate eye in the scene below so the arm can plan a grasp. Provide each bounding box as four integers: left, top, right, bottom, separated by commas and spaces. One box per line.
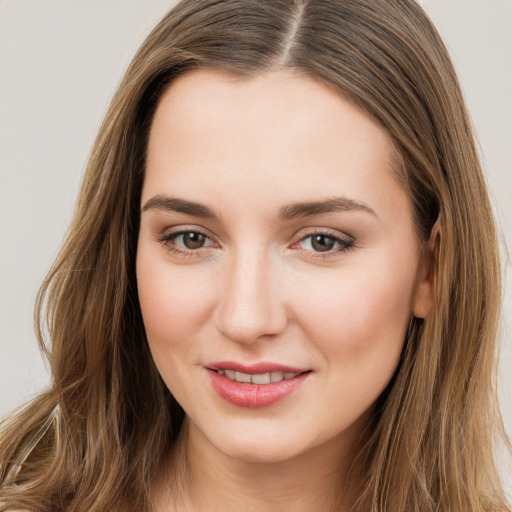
295, 231, 354, 255
175, 231, 209, 249
159, 229, 217, 254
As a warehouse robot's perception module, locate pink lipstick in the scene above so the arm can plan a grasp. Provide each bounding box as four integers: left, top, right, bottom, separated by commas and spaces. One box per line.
206, 361, 311, 408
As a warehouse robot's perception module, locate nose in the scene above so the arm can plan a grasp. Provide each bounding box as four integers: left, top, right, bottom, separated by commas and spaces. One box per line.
214, 247, 288, 344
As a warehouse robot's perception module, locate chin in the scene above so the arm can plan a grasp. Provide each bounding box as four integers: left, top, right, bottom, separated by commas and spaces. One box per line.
190, 415, 314, 464
219, 437, 307, 464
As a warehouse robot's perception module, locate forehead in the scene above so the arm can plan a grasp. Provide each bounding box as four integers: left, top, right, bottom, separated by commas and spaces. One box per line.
148, 68, 395, 157
143, 68, 408, 224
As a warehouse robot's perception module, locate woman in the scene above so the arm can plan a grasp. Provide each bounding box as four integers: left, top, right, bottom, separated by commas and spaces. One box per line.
0, 0, 510, 510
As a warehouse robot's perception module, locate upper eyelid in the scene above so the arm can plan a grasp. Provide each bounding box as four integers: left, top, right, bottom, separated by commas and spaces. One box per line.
160, 225, 217, 241
294, 227, 354, 242
294, 233, 353, 249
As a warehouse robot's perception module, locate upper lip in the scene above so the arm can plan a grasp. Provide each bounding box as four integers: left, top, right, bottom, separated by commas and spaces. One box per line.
206, 361, 311, 374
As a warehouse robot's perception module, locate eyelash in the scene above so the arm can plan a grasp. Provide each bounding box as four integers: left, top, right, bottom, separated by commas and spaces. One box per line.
158, 229, 215, 258
158, 228, 355, 259
294, 229, 355, 258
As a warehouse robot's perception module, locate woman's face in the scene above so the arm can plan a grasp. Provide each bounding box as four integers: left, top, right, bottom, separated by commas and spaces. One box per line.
137, 69, 433, 464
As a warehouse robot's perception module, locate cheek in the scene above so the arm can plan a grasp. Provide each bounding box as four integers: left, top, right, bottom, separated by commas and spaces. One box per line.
289, 256, 416, 368
136, 251, 219, 406
284, 257, 418, 437
136, 250, 215, 354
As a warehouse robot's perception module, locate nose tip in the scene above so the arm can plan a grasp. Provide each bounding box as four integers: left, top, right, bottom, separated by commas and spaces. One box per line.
214, 255, 288, 344
216, 300, 286, 344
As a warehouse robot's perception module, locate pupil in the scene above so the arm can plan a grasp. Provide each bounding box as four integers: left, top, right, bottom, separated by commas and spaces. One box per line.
312, 235, 334, 252
184, 232, 205, 249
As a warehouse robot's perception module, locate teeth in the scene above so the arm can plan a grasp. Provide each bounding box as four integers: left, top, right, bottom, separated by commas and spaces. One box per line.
217, 369, 299, 384
224, 369, 235, 380
270, 371, 284, 382
251, 373, 271, 385
234, 371, 252, 383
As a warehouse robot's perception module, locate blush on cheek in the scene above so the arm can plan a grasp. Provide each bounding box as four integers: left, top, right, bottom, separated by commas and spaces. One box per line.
137, 262, 216, 351
292, 267, 412, 365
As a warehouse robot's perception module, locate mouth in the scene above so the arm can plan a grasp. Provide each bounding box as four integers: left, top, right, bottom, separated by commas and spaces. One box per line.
213, 368, 305, 384
205, 362, 312, 408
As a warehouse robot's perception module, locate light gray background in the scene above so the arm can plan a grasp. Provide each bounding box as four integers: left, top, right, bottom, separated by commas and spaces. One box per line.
1, 0, 511, 488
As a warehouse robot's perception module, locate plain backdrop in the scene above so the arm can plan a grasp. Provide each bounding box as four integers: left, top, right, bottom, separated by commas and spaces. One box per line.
1, 0, 511, 488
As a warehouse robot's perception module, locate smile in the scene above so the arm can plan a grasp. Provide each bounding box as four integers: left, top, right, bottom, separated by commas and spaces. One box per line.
206, 362, 312, 408
216, 369, 300, 384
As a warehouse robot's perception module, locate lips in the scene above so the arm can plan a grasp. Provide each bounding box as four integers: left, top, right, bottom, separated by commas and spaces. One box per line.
206, 361, 311, 408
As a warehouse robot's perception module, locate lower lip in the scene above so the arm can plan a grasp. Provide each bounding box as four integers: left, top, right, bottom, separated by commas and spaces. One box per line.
208, 370, 311, 408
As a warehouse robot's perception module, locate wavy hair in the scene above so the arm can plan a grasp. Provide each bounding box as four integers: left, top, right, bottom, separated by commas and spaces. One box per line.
1, 1, 509, 510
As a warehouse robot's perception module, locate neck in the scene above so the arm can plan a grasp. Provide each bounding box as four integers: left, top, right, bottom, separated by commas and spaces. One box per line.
153, 417, 365, 512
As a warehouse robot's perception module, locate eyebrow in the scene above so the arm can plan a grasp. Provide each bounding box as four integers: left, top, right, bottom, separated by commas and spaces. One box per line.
278, 197, 377, 220
141, 194, 376, 220
142, 195, 216, 218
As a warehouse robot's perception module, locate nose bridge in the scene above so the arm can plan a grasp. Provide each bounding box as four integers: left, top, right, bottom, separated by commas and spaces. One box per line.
215, 243, 287, 343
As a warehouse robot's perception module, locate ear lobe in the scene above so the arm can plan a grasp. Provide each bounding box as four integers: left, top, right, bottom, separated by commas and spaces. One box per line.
413, 221, 440, 319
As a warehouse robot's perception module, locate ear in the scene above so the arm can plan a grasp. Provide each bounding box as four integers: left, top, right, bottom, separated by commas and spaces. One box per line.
413, 221, 440, 319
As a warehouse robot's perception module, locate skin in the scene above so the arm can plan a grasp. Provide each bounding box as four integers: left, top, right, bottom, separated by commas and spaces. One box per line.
136, 68, 434, 511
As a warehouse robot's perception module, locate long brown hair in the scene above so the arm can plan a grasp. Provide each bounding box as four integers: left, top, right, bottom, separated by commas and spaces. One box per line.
1, 1, 509, 510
